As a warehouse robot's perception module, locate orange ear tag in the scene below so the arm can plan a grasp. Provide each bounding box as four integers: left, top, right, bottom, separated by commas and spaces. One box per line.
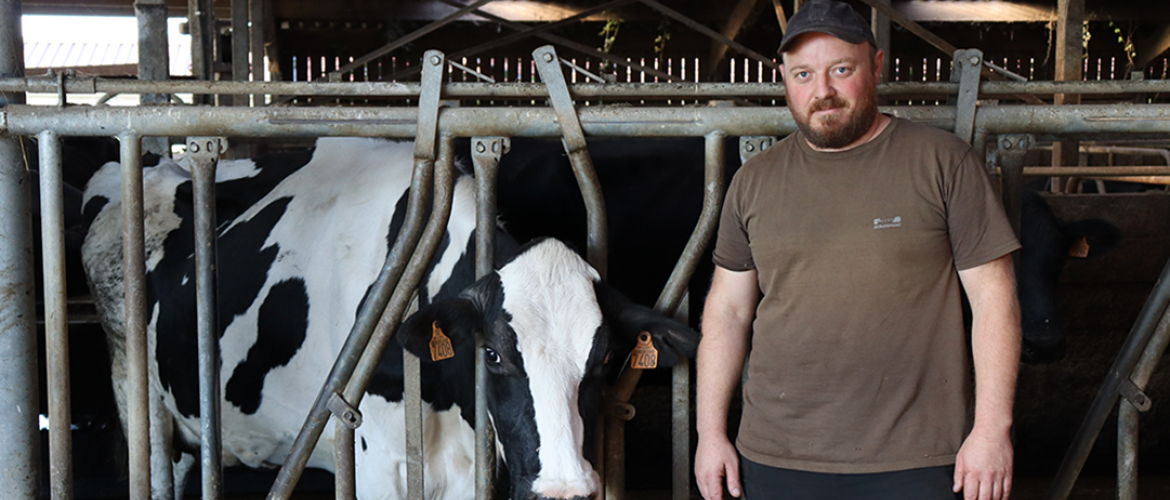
630, 332, 659, 369
430, 321, 455, 361
1068, 236, 1090, 258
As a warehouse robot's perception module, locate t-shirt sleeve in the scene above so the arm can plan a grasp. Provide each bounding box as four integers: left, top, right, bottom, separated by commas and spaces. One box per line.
947, 148, 1022, 270
713, 168, 756, 271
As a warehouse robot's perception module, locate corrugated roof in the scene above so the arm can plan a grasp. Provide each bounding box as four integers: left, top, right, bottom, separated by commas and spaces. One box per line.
24, 40, 192, 76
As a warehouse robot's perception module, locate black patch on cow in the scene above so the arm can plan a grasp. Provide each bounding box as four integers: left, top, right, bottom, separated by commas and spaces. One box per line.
153, 196, 293, 418
82, 195, 110, 230
225, 278, 309, 414
361, 437, 367, 452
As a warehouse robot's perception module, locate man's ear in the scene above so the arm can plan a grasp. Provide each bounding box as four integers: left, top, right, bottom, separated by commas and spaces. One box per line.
594, 280, 701, 368
396, 297, 481, 363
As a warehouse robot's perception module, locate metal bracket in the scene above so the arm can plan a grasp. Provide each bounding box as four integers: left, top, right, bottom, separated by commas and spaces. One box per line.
472, 137, 510, 163
186, 137, 229, 158
1119, 379, 1153, 412
739, 136, 776, 165
414, 50, 446, 164
328, 393, 364, 429
952, 48, 984, 145
605, 397, 636, 421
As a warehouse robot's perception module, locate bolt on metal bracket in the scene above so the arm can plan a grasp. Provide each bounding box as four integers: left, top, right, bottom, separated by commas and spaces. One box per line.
739, 136, 776, 164
1119, 379, 1153, 412
328, 393, 364, 429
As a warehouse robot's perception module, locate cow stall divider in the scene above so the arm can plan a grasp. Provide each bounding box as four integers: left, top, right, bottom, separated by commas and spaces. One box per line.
4, 50, 1170, 500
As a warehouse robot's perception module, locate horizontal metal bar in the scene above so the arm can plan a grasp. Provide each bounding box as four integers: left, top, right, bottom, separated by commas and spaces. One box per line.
1020, 166, 1170, 176
4, 103, 1170, 139
1, 77, 1169, 99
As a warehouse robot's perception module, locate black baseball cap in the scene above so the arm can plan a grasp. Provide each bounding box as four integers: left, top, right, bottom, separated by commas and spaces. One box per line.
778, 0, 876, 53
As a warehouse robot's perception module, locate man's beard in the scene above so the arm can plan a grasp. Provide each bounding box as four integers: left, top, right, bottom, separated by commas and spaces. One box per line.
793, 92, 879, 150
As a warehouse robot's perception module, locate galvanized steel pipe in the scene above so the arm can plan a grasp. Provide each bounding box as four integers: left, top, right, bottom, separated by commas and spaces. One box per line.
5, 104, 1170, 139
266, 53, 446, 500
2, 78, 1170, 100
1117, 295, 1170, 500
188, 137, 224, 500
117, 133, 153, 500
1045, 256, 1170, 500
0, 0, 40, 496
38, 132, 74, 500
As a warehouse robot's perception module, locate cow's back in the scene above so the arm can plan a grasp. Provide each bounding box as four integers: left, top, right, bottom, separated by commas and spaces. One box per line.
83, 138, 481, 495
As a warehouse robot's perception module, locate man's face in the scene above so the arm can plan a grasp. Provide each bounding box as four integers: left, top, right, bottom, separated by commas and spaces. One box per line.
781, 32, 883, 150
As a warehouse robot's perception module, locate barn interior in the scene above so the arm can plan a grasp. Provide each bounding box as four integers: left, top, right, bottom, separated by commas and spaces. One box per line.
6, 0, 1170, 499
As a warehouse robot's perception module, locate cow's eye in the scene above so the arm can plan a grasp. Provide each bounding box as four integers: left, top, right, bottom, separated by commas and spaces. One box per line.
484, 347, 501, 365
603, 350, 613, 365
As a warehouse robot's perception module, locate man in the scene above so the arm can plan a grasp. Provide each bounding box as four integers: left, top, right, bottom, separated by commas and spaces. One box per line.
694, 1, 1021, 500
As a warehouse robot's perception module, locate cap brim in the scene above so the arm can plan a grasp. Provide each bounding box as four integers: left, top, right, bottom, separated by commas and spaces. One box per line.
778, 28, 871, 53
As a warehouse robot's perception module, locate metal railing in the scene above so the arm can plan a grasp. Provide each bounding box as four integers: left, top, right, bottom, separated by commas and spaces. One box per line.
5, 45, 1170, 500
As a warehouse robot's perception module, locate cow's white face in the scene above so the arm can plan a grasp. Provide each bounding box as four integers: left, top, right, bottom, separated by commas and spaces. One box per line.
493, 241, 604, 498
398, 237, 701, 500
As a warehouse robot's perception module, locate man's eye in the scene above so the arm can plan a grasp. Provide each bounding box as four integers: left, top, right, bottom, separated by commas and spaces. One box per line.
485, 347, 501, 365
797, 71, 810, 79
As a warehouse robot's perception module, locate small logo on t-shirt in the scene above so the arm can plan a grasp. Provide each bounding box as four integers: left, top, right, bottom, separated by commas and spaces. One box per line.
873, 216, 902, 229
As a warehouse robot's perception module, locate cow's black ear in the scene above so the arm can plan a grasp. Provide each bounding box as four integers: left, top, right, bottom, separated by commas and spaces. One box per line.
1062, 218, 1121, 258
396, 297, 482, 363
594, 280, 701, 367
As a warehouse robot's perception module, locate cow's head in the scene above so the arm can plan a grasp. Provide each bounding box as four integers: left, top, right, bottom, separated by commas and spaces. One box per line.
397, 238, 700, 500
1018, 190, 1121, 363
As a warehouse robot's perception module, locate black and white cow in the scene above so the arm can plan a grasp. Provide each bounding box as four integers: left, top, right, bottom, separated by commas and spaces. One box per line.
80, 137, 700, 500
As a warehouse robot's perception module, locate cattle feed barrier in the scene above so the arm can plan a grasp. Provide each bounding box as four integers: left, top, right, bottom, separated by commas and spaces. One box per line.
4, 46, 1170, 500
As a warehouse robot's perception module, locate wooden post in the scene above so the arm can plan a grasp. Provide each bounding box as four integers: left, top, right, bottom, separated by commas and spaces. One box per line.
1052, 0, 1085, 188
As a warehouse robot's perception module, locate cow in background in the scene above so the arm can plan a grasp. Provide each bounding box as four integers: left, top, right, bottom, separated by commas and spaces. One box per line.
1017, 189, 1121, 363
80, 137, 700, 500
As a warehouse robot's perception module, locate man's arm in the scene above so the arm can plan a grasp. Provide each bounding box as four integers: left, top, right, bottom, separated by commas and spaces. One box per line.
954, 253, 1021, 500
695, 266, 759, 500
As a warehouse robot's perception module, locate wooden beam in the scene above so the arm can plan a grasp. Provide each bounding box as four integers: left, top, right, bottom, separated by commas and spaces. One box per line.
1053, 0, 1084, 173
772, 0, 787, 33
897, 1, 1054, 22
855, 0, 1045, 104
708, 0, 762, 80
871, 0, 891, 84
1136, 23, 1170, 69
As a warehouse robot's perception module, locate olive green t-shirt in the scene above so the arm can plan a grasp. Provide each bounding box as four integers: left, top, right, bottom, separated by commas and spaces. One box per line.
714, 117, 1020, 474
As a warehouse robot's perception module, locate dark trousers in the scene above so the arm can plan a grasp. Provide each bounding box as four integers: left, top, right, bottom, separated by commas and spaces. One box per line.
740, 455, 962, 500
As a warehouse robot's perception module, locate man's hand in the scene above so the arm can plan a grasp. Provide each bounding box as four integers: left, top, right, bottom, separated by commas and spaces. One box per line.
953, 425, 1013, 500
695, 436, 742, 500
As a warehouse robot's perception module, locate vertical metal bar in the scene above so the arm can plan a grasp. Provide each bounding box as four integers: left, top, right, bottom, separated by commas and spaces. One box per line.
334, 422, 356, 500
187, 137, 224, 500
118, 133, 152, 500
231, 0, 249, 107
1044, 260, 1170, 500
39, 132, 74, 500
953, 49, 983, 145
996, 135, 1030, 236
189, 0, 215, 104
136, 0, 170, 156
0, 2, 38, 495
249, 0, 265, 105
671, 296, 690, 500
268, 51, 445, 500
404, 350, 424, 500
1118, 401, 1139, 500
1117, 292, 1170, 500
472, 137, 509, 500
409, 135, 457, 500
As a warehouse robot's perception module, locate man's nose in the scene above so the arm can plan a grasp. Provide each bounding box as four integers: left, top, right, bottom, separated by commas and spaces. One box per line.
813, 73, 836, 99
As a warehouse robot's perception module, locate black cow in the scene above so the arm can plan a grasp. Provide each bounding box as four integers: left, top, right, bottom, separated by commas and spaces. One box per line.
1017, 189, 1121, 363
80, 137, 700, 500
